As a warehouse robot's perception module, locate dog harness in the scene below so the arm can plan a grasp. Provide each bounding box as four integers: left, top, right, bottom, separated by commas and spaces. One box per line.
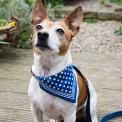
31, 65, 92, 122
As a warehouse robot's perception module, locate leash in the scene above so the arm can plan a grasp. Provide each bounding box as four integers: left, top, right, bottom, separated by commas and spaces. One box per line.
100, 110, 122, 122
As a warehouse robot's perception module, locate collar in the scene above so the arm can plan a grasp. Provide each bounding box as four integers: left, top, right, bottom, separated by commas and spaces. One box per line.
31, 65, 77, 103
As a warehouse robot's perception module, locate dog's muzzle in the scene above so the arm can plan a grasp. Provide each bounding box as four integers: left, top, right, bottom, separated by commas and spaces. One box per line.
36, 32, 50, 50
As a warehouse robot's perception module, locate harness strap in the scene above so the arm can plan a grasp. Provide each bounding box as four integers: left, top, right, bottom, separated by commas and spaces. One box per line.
73, 66, 92, 122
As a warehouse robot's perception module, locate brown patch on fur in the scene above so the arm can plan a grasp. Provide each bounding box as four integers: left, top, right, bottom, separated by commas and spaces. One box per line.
31, 0, 47, 25
58, 21, 73, 56
77, 72, 87, 108
45, 19, 53, 28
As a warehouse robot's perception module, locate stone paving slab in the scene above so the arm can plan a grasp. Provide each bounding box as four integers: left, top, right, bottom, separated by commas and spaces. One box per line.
0, 49, 122, 122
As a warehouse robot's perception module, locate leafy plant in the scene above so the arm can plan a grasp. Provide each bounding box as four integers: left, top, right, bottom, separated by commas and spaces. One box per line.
0, 0, 32, 48
114, 27, 122, 36
0, 18, 7, 26
84, 19, 98, 23
42, 0, 64, 8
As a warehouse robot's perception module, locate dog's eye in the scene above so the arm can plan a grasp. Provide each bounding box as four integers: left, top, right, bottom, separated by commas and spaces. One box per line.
36, 25, 43, 30
56, 28, 65, 35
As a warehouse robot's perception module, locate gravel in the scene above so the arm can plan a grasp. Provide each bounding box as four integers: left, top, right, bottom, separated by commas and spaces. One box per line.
71, 21, 122, 56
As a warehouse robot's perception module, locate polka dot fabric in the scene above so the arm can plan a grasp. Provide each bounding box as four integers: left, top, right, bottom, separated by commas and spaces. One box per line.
32, 65, 77, 103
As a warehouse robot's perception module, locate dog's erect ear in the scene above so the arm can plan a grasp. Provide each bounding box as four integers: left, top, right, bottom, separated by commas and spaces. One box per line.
65, 6, 83, 35
31, 0, 47, 25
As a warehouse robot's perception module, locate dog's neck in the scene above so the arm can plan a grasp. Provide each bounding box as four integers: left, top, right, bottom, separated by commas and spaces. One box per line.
32, 50, 72, 76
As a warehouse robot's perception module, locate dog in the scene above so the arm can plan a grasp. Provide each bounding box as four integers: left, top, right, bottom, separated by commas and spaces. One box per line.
28, 0, 98, 122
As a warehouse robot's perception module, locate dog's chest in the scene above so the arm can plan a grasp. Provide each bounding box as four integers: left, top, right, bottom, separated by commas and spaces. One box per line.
28, 77, 76, 119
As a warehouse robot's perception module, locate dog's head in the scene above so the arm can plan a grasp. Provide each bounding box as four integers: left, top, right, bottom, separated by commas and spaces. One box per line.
31, 0, 83, 56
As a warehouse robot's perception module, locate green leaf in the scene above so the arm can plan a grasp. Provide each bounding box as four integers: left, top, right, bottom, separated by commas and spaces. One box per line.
0, 41, 11, 45
114, 27, 122, 36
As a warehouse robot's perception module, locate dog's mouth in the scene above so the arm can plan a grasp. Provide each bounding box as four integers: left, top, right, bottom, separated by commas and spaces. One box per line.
37, 45, 52, 51
35, 44, 52, 51
35, 38, 52, 51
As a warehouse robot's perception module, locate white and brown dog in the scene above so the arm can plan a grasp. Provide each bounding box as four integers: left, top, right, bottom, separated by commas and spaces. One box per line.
28, 0, 97, 122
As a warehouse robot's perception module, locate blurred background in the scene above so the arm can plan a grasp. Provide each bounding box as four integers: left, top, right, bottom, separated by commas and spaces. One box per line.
0, 0, 122, 49
0, 0, 122, 122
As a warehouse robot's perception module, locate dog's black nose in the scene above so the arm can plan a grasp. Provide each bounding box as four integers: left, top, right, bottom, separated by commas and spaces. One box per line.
38, 32, 49, 40
36, 32, 49, 49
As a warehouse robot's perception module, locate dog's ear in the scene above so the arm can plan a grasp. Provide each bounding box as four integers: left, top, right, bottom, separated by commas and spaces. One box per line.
31, 0, 47, 25
65, 6, 83, 35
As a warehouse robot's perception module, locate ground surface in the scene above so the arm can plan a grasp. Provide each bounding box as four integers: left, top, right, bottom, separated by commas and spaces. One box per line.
0, 48, 122, 122
72, 21, 122, 56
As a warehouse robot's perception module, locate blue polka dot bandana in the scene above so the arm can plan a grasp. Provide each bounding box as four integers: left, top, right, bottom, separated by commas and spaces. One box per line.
31, 65, 77, 103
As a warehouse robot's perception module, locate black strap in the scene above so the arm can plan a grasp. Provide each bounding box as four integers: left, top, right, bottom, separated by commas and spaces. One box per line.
73, 65, 92, 122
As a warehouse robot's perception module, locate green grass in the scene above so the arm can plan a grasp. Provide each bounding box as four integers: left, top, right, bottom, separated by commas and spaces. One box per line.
110, 0, 122, 4
100, 0, 122, 5
84, 19, 98, 23
114, 27, 122, 36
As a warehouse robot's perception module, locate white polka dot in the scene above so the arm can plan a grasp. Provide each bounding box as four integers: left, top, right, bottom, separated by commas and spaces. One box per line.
66, 77, 68, 79
51, 82, 54, 84
57, 79, 59, 82
65, 81, 67, 84
53, 78, 56, 81
57, 88, 59, 90
47, 80, 49, 83
61, 89, 64, 91
49, 77, 51, 79
63, 85, 65, 87
69, 91, 71, 93
59, 84, 61, 87
49, 85, 51, 87
65, 90, 67, 92
61, 80, 63, 83
59, 75, 61, 78
53, 87, 55, 89
67, 86, 69, 88
55, 83, 57, 85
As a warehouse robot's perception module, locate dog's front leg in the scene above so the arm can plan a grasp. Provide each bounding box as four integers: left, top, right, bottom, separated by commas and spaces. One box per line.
64, 112, 76, 122
31, 103, 43, 122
